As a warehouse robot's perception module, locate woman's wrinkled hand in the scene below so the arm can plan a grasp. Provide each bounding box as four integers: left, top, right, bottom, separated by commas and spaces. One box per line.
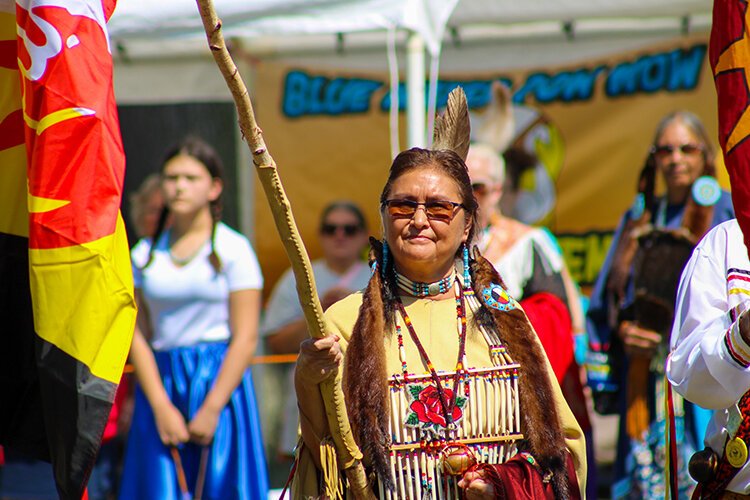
188, 405, 221, 446
153, 401, 189, 446
619, 320, 662, 358
458, 468, 495, 499
295, 335, 342, 386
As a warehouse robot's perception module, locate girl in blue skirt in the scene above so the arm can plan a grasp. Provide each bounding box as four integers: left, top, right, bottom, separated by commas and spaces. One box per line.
120, 136, 268, 500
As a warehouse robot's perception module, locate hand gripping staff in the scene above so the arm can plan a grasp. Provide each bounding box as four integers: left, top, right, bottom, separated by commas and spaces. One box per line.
195, 1, 373, 497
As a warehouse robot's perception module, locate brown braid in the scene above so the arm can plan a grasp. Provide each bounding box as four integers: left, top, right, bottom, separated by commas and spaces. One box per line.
141, 205, 171, 271
605, 158, 655, 324
208, 201, 222, 274
343, 238, 393, 490
471, 246, 573, 499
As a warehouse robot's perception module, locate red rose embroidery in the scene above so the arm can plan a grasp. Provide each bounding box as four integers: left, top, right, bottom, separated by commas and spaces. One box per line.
409, 385, 462, 427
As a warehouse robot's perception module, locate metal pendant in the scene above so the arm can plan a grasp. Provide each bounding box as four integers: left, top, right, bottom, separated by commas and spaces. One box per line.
439, 443, 477, 476
688, 447, 719, 483
427, 281, 442, 295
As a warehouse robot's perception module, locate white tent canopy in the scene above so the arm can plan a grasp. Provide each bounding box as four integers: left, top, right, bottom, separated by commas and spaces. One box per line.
109, 0, 714, 93
110, 0, 711, 47
110, 0, 464, 147
109, 0, 712, 62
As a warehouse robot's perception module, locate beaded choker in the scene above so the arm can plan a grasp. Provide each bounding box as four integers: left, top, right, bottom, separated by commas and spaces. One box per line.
395, 268, 457, 297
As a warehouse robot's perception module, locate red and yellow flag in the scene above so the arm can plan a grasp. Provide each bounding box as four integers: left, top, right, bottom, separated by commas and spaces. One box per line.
711, 0, 750, 255
1, 1, 136, 497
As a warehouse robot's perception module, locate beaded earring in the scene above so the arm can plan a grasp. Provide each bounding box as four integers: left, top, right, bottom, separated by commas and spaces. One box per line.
462, 243, 470, 290
381, 240, 389, 279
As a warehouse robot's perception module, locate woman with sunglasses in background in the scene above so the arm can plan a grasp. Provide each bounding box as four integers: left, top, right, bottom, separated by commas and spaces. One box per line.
260, 200, 371, 465
586, 111, 734, 499
291, 140, 586, 498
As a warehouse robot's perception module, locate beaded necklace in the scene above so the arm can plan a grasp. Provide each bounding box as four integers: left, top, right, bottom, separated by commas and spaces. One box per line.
395, 268, 456, 297
395, 278, 468, 429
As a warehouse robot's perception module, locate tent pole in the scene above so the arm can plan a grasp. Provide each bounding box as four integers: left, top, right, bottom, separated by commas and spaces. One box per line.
406, 31, 426, 148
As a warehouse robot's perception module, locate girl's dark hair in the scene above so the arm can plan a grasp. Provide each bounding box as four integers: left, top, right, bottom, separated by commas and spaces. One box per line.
319, 200, 368, 232
142, 135, 225, 273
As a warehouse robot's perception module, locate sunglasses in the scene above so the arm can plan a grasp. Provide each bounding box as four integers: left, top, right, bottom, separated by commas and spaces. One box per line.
320, 223, 362, 237
651, 143, 703, 158
382, 199, 464, 222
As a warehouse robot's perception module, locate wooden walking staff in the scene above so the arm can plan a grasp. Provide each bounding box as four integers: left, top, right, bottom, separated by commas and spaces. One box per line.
194, 1, 373, 498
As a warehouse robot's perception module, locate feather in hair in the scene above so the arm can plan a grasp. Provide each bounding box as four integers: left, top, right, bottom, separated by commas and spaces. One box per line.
432, 87, 471, 161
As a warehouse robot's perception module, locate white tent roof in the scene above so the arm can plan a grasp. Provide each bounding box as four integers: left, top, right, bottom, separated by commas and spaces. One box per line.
109, 0, 712, 59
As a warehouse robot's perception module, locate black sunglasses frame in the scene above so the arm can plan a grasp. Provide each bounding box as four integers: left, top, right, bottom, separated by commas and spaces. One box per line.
320, 223, 362, 237
650, 143, 704, 157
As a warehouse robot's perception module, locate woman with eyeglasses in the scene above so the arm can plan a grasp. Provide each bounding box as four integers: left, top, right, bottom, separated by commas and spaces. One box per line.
260, 200, 371, 462
586, 111, 734, 499
291, 142, 586, 498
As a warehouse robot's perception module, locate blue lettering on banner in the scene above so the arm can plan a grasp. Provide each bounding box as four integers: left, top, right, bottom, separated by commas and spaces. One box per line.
282, 70, 383, 118
513, 67, 605, 104
379, 83, 407, 111
605, 45, 706, 97
379, 79, 511, 111
432, 80, 511, 109
280, 43, 707, 117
